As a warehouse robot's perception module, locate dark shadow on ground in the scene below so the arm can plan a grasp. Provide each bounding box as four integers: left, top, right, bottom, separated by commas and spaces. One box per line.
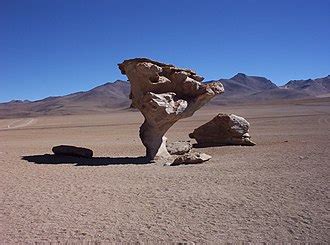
22, 154, 150, 166
192, 143, 255, 148
192, 143, 226, 148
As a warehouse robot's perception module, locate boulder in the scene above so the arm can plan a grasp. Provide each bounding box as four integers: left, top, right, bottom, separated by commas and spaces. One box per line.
189, 113, 255, 146
118, 58, 223, 160
168, 152, 212, 166
166, 141, 192, 155
52, 145, 93, 158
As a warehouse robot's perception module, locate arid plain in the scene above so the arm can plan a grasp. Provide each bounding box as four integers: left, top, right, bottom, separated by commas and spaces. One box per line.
1, 99, 329, 243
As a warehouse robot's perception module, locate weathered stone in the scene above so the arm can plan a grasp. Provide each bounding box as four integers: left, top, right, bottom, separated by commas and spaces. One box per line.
52, 145, 93, 158
189, 113, 255, 146
168, 152, 212, 166
166, 141, 192, 155
118, 58, 223, 160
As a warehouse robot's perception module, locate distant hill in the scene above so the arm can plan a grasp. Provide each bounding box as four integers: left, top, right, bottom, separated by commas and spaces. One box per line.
0, 75, 329, 118
209, 74, 329, 105
0, 80, 130, 118
282, 75, 330, 97
207, 73, 277, 104
219, 73, 277, 95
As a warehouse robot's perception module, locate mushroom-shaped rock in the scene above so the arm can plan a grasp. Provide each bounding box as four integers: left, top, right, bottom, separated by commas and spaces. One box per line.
118, 58, 224, 160
189, 113, 255, 146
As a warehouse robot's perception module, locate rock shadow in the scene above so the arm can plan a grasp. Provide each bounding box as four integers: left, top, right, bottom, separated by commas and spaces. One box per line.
22, 154, 150, 166
192, 143, 226, 148
192, 143, 255, 148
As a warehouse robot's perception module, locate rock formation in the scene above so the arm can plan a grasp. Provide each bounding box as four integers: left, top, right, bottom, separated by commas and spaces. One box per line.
189, 113, 255, 146
118, 58, 224, 160
52, 145, 93, 158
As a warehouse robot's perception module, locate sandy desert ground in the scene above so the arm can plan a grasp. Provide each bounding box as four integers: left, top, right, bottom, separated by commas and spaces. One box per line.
0, 100, 329, 243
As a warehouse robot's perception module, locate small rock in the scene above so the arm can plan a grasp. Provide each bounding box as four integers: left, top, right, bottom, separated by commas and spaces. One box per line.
52, 145, 93, 158
168, 152, 212, 166
166, 141, 192, 155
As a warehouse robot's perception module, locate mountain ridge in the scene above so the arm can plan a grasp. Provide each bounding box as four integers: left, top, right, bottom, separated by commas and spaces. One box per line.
1, 74, 329, 118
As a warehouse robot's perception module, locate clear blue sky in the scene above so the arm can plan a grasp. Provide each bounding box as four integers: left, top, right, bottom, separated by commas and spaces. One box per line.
1, 0, 329, 102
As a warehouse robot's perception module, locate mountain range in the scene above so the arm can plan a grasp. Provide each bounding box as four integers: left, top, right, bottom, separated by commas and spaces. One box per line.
1, 74, 329, 118
207, 73, 330, 105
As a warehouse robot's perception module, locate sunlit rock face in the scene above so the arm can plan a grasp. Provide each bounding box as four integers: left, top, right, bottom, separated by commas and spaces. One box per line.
189, 113, 256, 146
118, 58, 224, 160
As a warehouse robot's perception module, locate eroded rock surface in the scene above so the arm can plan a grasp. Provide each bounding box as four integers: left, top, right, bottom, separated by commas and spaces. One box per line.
118, 58, 223, 160
168, 152, 212, 166
166, 141, 192, 155
52, 145, 93, 158
189, 113, 255, 146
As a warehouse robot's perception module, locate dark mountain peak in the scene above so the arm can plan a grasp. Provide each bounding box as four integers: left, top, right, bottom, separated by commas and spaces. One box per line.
226, 73, 277, 91
286, 75, 329, 84
231, 73, 247, 80
90, 80, 128, 91
113, 79, 128, 83
11, 99, 31, 103
283, 75, 330, 96
286, 76, 323, 87
3, 99, 31, 104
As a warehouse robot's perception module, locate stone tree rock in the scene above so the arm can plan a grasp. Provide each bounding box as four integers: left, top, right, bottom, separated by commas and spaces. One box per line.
118, 58, 224, 160
189, 113, 256, 146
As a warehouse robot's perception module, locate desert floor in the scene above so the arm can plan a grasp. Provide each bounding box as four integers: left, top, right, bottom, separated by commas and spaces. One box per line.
0, 100, 329, 243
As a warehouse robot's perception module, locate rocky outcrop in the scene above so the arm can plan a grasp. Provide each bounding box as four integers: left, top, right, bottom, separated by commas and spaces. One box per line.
118, 58, 224, 160
166, 141, 192, 155
52, 145, 93, 158
189, 113, 255, 146
168, 152, 212, 166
